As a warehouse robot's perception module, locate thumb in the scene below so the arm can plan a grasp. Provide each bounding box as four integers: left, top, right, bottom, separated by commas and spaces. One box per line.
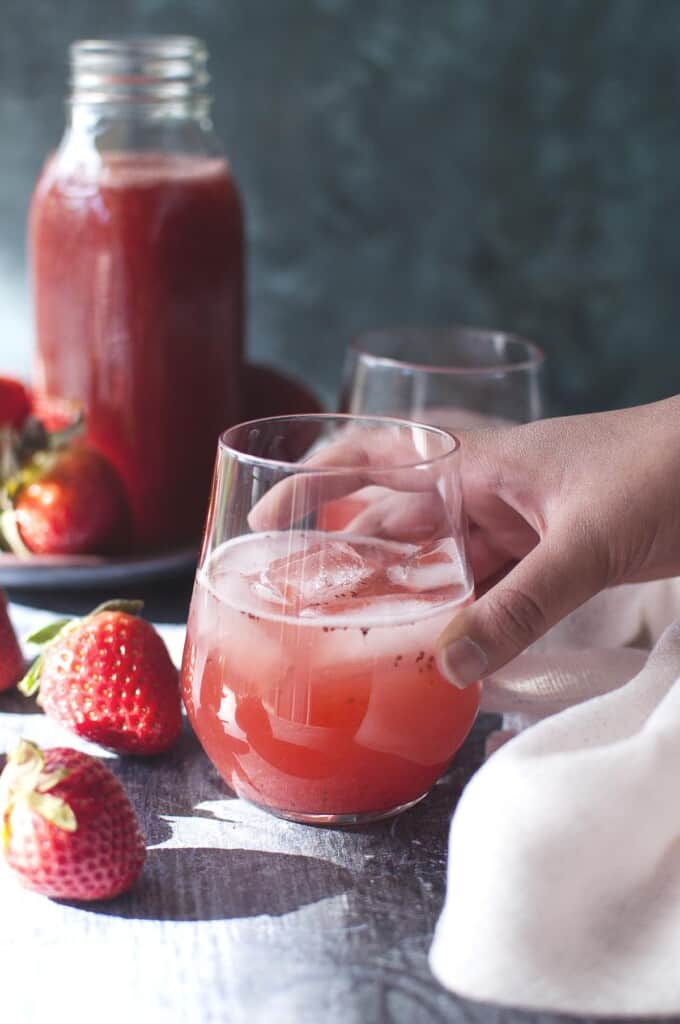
437, 532, 606, 688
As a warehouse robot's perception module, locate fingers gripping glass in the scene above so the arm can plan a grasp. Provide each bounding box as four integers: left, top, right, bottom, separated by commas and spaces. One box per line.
181, 414, 480, 826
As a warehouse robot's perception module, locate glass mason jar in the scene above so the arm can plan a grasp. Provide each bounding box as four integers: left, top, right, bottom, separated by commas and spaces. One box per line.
29, 37, 245, 551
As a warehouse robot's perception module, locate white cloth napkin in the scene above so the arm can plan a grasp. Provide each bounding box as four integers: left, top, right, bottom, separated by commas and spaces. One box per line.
430, 578, 680, 1016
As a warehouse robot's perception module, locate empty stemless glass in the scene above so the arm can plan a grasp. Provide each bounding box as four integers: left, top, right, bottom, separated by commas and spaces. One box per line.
326, 326, 545, 531
341, 325, 545, 429
181, 414, 480, 826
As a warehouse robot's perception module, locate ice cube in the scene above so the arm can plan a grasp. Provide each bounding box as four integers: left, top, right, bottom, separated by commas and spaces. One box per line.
210, 532, 307, 581
253, 539, 374, 612
386, 537, 466, 593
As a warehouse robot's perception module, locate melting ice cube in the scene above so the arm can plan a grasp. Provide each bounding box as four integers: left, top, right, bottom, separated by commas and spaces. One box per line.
252, 539, 374, 612
386, 537, 464, 593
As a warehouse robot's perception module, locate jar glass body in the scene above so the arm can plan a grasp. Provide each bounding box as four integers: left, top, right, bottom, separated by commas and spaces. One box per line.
29, 38, 245, 550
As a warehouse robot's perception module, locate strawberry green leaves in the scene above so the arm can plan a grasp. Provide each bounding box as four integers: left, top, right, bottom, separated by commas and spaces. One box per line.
0, 740, 77, 849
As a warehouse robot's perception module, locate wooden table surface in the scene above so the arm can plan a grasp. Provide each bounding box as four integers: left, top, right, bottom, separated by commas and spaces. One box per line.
2, 577, 676, 1024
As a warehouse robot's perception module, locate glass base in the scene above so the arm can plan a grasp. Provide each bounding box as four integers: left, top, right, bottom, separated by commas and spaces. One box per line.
242, 791, 429, 827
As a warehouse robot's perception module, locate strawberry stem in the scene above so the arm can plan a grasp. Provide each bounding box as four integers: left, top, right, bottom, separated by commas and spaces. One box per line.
18, 654, 44, 697
46, 411, 85, 450
0, 741, 77, 839
0, 508, 32, 559
26, 619, 72, 646
90, 600, 144, 617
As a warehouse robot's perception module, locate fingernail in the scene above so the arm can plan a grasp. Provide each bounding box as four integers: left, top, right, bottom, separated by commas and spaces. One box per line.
439, 637, 488, 689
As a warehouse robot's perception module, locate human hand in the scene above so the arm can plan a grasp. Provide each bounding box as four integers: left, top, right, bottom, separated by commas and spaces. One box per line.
248, 424, 461, 542
438, 395, 680, 687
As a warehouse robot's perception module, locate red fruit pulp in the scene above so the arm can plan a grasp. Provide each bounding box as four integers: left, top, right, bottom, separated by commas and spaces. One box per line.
30, 152, 244, 550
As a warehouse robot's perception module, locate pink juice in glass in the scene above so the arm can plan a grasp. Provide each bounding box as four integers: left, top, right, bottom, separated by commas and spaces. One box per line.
182, 530, 480, 822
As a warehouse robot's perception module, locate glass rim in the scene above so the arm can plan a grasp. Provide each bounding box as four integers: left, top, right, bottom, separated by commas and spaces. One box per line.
219, 413, 461, 474
350, 324, 545, 376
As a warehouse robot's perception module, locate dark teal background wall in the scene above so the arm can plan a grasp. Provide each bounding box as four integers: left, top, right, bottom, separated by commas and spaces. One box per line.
2, 0, 679, 413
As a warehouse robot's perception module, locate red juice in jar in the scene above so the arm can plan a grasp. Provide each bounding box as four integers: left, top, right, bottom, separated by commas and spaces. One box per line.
30, 153, 243, 549
29, 38, 244, 550
181, 531, 480, 823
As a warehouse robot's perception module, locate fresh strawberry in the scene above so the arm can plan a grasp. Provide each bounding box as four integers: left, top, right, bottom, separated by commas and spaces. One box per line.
0, 590, 24, 692
0, 377, 31, 430
0, 446, 131, 556
20, 601, 182, 756
0, 740, 146, 900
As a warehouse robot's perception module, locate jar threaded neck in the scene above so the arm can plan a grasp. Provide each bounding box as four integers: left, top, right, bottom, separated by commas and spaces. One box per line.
69, 36, 211, 111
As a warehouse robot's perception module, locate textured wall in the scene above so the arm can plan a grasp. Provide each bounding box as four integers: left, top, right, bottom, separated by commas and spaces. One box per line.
1, 0, 679, 413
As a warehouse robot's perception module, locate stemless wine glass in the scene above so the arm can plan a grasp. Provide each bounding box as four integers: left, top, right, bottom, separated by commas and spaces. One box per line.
328, 326, 545, 531
181, 414, 480, 826
341, 325, 545, 428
